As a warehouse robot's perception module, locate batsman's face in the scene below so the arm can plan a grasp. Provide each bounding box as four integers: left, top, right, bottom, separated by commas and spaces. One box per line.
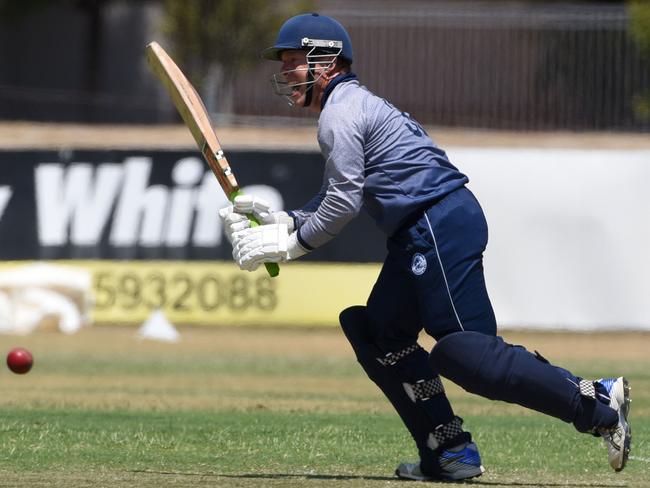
280, 50, 311, 105
274, 50, 336, 110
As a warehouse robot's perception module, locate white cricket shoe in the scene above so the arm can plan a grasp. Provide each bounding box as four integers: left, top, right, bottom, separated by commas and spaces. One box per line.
396, 442, 485, 481
596, 377, 631, 472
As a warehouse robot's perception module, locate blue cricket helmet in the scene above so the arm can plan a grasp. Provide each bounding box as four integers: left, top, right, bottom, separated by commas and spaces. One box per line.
261, 13, 353, 63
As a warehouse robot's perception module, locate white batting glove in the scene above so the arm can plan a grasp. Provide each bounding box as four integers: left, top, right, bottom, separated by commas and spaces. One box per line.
218, 211, 249, 244
219, 195, 293, 228
218, 195, 294, 244
231, 224, 308, 272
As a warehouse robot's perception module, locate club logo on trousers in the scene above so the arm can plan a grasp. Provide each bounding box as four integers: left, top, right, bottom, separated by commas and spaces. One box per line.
411, 253, 427, 276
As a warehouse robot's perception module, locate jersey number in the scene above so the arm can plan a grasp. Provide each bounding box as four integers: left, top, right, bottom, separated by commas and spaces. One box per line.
402, 111, 424, 137
383, 100, 425, 137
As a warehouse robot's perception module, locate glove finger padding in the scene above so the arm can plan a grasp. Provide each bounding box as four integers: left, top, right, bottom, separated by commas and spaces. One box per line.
232, 194, 270, 213
222, 212, 250, 244
232, 224, 289, 271
233, 195, 273, 223
218, 205, 234, 220
239, 252, 285, 272
225, 212, 250, 228
231, 195, 295, 233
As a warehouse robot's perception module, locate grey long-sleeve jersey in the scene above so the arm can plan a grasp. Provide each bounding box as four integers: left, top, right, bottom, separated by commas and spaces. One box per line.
291, 79, 468, 250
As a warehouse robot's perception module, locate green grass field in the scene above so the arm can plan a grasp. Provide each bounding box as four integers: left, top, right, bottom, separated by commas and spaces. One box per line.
0, 326, 648, 487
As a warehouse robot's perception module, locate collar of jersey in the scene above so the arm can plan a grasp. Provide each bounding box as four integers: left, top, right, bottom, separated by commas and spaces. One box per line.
320, 72, 358, 110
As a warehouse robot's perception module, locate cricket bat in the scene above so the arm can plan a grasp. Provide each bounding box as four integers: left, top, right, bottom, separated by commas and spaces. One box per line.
145, 41, 279, 277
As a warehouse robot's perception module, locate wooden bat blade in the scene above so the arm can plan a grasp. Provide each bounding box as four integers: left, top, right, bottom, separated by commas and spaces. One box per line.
146, 41, 239, 197
146, 41, 279, 278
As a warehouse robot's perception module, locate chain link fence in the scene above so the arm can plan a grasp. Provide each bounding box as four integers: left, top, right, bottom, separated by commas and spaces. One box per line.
235, 2, 650, 131
1, 2, 648, 131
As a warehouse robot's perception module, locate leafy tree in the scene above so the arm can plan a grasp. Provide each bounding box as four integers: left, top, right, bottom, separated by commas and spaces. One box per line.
628, 0, 650, 121
629, 0, 650, 56
161, 0, 314, 116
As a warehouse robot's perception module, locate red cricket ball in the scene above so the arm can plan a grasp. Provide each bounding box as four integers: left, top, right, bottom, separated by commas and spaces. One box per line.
6, 347, 33, 374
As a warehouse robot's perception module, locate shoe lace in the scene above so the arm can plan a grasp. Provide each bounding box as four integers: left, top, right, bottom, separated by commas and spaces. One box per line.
601, 424, 623, 451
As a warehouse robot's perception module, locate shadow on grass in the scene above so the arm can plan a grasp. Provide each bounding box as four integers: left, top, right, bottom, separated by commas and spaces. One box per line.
130, 470, 625, 486
131, 470, 394, 481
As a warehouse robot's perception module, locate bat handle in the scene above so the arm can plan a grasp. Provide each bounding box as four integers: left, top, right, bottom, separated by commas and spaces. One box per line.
248, 214, 280, 278
229, 190, 279, 277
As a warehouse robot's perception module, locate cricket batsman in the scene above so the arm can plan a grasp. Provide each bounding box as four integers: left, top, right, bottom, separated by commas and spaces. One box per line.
220, 13, 632, 481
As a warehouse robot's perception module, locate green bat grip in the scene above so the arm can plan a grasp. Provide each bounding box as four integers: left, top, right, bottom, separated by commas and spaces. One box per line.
248, 214, 280, 277
230, 190, 280, 278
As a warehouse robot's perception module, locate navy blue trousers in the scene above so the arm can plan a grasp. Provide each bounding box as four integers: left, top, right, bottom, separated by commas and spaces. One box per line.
360, 186, 616, 447
367, 186, 496, 346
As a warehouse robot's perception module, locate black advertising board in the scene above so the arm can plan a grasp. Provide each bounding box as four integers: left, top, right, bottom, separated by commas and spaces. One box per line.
0, 150, 386, 263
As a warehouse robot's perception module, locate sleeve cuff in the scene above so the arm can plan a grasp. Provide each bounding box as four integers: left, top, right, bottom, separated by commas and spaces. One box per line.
296, 228, 315, 251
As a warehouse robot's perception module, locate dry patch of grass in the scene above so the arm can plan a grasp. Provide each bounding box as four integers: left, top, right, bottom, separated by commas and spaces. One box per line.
1, 326, 648, 417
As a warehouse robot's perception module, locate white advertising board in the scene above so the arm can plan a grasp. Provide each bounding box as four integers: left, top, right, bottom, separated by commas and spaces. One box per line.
453, 148, 650, 330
